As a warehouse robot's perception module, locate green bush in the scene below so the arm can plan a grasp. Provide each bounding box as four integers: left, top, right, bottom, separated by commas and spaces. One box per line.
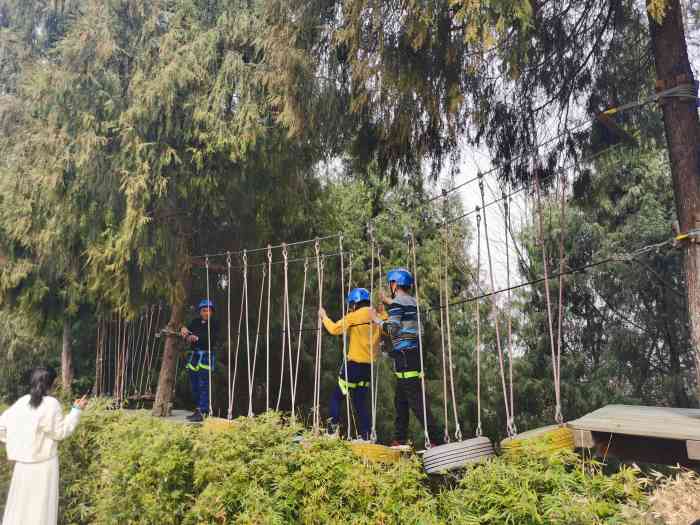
0, 406, 650, 524
436, 445, 646, 524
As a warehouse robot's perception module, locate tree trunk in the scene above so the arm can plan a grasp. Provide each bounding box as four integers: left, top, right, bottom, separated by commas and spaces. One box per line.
647, 0, 700, 403
61, 318, 73, 393
152, 258, 192, 417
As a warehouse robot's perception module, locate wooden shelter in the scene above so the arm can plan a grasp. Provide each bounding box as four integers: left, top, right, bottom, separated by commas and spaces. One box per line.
568, 405, 700, 466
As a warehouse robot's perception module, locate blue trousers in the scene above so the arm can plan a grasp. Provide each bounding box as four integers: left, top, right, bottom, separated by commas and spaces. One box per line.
187, 351, 215, 414
189, 369, 210, 413
329, 361, 371, 440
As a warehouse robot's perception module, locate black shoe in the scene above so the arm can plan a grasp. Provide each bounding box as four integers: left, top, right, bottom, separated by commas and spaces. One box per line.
186, 411, 203, 422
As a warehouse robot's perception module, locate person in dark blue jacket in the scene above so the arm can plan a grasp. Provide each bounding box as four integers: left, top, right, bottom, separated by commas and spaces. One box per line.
180, 299, 219, 422
371, 268, 443, 448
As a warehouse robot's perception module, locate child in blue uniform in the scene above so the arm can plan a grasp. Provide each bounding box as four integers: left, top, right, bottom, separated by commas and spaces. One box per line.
180, 299, 219, 422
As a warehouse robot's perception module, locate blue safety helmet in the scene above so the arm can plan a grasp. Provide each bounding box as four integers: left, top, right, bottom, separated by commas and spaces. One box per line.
387, 268, 414, 287
198, 299, 215, 311
346, 287, 371, 305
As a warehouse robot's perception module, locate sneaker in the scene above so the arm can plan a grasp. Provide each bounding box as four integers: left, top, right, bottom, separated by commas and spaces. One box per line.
186, 411, 203, 422
390, 440, 411, 451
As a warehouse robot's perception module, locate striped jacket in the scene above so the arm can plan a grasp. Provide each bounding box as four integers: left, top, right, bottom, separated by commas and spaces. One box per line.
381, 293, 419, 352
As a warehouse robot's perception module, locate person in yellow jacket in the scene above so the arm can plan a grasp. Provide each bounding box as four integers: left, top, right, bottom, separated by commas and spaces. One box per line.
319, 287, 385, 440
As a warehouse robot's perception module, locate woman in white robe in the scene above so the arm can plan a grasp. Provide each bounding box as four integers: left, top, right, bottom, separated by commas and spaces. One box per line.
0, 366, 87, 525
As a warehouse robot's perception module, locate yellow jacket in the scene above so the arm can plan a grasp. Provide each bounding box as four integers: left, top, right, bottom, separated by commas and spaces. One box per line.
322, 306, 386, 364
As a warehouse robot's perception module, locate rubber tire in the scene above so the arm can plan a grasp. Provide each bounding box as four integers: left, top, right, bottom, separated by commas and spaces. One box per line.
421, 437, 495, 474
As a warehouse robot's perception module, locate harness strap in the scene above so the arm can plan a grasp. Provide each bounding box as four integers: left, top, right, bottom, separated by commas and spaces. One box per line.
338, 377, 371, 395
395, 370, 423, 379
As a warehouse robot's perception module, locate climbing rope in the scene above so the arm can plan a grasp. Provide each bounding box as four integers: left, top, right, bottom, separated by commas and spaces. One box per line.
371, 245, 383, 442
555, 172, 567, 425
503, 191, 517, 436
276, 246, 290, 412
475, 211, 483, 437
409, 232, 431, 449
205, 257, 214, 416
243, 251, 253, 417
249, 265, 267, 417
292, 258, 309, 415
266, 245, 272, 411
479, 178, 514, 436
144, 305, 163, 394
438, 258, 450, 444
367, 227, 378, 443
229, 267, 246, 418
442, 232, 462, 441
283, 244, 298, 419
533, 169, 563, 425
227, 253, 233, 419
312, 240, 325, 434
339, 235, 352, 439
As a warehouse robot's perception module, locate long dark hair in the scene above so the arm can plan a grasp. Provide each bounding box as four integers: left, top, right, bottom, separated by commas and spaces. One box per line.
29, 367, 57, 408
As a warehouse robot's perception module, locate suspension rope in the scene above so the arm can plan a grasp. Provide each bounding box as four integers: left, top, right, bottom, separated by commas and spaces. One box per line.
555, 172, 568, 425
503, 191, 517, 436
292, 258, 309, 413
283, 244, 298, 420
144, 305, 163, 394
339, 235, 352, 439
368, 225, 377, 443
312, 240, 325, 434
250, 265, 267, 417
475, 211, 483, 437
534, 169, 563, 425
443, 231, 462, 441
229, 272, 245, 417
409, 232, 431, 449
479, 178, 514, 436
276, 246, 290, 412
205, 257, 214, 416
438, 255, 451, 444
136, 306, 155, 397
227, 253, 233, 419
95, 318, 103, 396
266, 245, 272, 411
243, 251, 253, 417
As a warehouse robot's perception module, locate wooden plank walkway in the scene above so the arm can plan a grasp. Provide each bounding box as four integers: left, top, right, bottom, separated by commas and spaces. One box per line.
568, 404, 700, 462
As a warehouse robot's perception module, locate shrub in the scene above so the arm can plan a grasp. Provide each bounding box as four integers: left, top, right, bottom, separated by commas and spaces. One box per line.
0, 406, 653, 524
436, 444, 646, 524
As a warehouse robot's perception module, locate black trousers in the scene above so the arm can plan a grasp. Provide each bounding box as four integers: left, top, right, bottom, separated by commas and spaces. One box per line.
392, 349, 443, 445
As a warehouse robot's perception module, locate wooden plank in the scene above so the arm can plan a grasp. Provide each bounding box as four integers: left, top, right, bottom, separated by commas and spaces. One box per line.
568, 405, 700, 442
688, 440, 700, 461
570, 428, 594, 448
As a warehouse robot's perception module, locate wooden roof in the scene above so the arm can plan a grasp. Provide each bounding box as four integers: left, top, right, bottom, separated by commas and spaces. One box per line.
568, 404, 700, 441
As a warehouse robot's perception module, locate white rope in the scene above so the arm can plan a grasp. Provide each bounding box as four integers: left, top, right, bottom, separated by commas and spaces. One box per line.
479, 180, 513, 435
475, 212, 483, 437
283, 244, 297, 420
443, 235, 462, 441
275, 252, 288, 411
339, 235, 352, 439
144, 305, 163, 394
243, 251, 253, 417
249, 265, 266, 417
229, 270, 245, 417
292, 258, 309, 412
503, 191, 517, 436
266, 245, 272, 411
368, 225, 377, 443
227, 253, 233, 419
438, 265, 451, 444
312, 240, 324, 434
534, 170, 563, 425
555, 172, 567, 425
205, 257, 213, 416
409, 232, 431, 449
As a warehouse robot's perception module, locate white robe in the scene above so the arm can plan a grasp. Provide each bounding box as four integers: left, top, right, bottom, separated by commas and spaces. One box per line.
0, 395, 81, 525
